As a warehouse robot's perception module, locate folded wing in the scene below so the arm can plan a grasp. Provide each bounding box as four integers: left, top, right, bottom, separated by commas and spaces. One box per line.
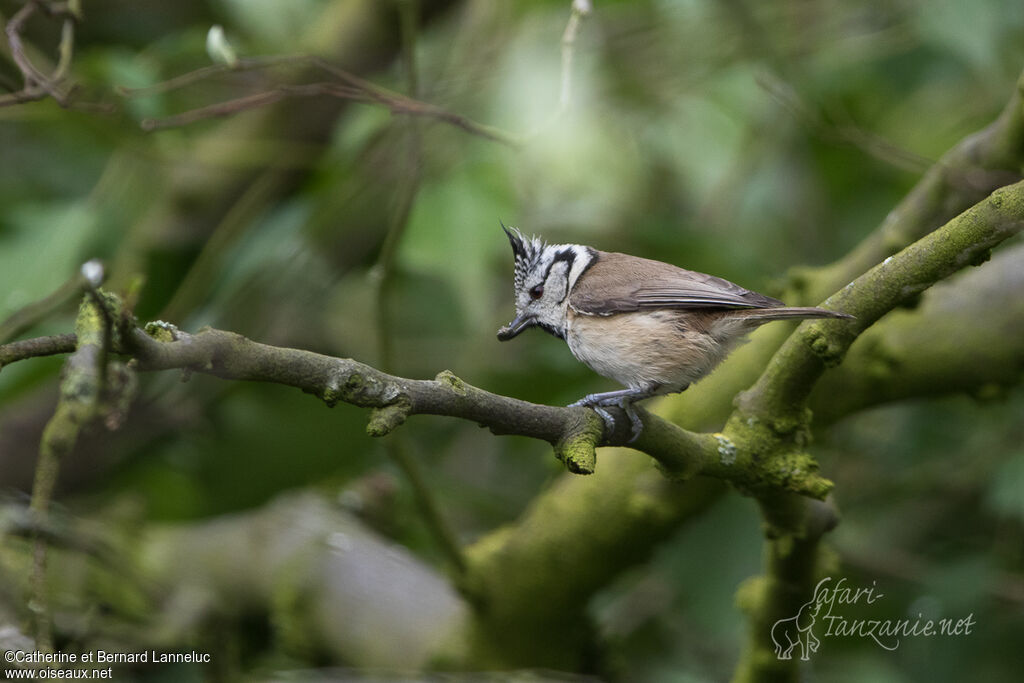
570, 250, 784, 315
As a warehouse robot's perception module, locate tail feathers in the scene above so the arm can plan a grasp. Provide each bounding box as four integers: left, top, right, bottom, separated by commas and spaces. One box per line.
736, 306, 854, 322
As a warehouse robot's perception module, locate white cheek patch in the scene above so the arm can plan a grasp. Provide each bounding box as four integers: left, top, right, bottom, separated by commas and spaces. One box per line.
545, 262, 571, 302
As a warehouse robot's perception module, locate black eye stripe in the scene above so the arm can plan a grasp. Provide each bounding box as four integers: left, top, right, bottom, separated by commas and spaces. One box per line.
542, 249, 577, 302
541, 248, 577, 285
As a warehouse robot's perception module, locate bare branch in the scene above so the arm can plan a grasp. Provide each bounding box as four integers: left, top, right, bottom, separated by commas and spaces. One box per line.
0, 269, 90, 345
559, 0, 592, 110
121, 53, 519, 145
0, 334, 77, 365
0, 0, 80, 108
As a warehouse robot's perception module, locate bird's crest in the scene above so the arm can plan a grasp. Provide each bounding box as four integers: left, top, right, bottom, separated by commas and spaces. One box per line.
501, 222, 545, 292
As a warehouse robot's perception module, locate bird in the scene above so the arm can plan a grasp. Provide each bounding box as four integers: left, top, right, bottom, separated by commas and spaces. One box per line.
496, 225, 853, 440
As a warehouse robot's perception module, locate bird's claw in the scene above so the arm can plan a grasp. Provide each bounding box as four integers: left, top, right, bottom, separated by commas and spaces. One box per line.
569, 394, 644, 443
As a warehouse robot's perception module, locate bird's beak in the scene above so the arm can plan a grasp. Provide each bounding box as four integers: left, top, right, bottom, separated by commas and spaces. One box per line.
497, 312, 535, 341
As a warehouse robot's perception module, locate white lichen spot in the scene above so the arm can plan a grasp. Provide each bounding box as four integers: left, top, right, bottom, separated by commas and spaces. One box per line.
573, 0, 593, 14
714, 433, 737, 465
80, 259, 105, 286
882, 256, 894, 266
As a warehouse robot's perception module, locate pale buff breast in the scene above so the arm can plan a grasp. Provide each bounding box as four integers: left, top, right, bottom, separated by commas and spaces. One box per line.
565, 309, 734, 392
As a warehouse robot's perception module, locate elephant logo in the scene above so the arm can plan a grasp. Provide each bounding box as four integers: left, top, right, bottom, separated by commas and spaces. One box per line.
771, 596, 823, 660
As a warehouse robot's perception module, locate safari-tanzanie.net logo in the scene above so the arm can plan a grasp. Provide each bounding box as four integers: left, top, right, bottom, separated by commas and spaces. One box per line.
771, 576, 976, 660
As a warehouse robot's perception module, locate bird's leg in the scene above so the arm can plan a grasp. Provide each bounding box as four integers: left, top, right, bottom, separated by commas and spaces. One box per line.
569, 387, 653, 443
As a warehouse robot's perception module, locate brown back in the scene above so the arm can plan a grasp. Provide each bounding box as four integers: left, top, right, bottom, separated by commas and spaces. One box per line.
570, 250, 783, 315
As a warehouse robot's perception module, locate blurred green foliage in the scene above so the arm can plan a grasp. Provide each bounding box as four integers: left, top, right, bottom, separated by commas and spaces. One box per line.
2, 0, 1023, 680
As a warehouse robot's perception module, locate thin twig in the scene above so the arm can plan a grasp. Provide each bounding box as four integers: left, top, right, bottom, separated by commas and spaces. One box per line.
0, 88, 46, 107
0, 334, 77, 367
756, 72, 932, 173
0, 0, 86, 109
0, 268, 88, 344
52, 16, 74, 82
559, 0, 592, 111
158, 172, 285, 321
123, 51, 518, 145
370, 0, 467, 576
521, 0, 592, 138
115, 55, 312, 97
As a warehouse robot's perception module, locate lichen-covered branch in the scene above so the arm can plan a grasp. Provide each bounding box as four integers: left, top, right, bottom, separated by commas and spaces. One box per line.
728, 180, 1024, 683
29, 290, 110, 651
447, 67, 1024, 673
360, 0, 468, 578
732, 495, 838, 683
739, 179, 1024, 422
453, 460, 727, 668
3, 313, 819, 492
811, 240, 1024, 421
124, 325, 730, 479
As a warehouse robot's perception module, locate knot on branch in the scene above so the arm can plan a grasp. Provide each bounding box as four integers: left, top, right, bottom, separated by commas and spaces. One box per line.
719, 409, 832, 500
366, 398, 412, 437
434, 369, 467, 396
553, 410, 603, 475
144, 320, 181, 343
804, 323, 849, 368
763, 453, 833, 500
322, 364, 400, 408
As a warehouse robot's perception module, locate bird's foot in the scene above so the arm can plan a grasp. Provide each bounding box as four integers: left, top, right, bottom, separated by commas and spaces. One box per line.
569, 391, 646, 443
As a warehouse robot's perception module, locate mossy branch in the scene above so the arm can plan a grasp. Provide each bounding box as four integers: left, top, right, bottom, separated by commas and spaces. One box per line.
448, 67, 1024, 673
729, 180, 1024, 683
810, 241, 1024, 421
121, 326, 732, 480
29, 291, 111, 652
740, 179, 1024, 423
3, 313, 818, 492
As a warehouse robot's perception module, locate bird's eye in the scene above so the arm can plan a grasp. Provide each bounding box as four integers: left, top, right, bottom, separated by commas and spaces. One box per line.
529, 284, 544, 300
